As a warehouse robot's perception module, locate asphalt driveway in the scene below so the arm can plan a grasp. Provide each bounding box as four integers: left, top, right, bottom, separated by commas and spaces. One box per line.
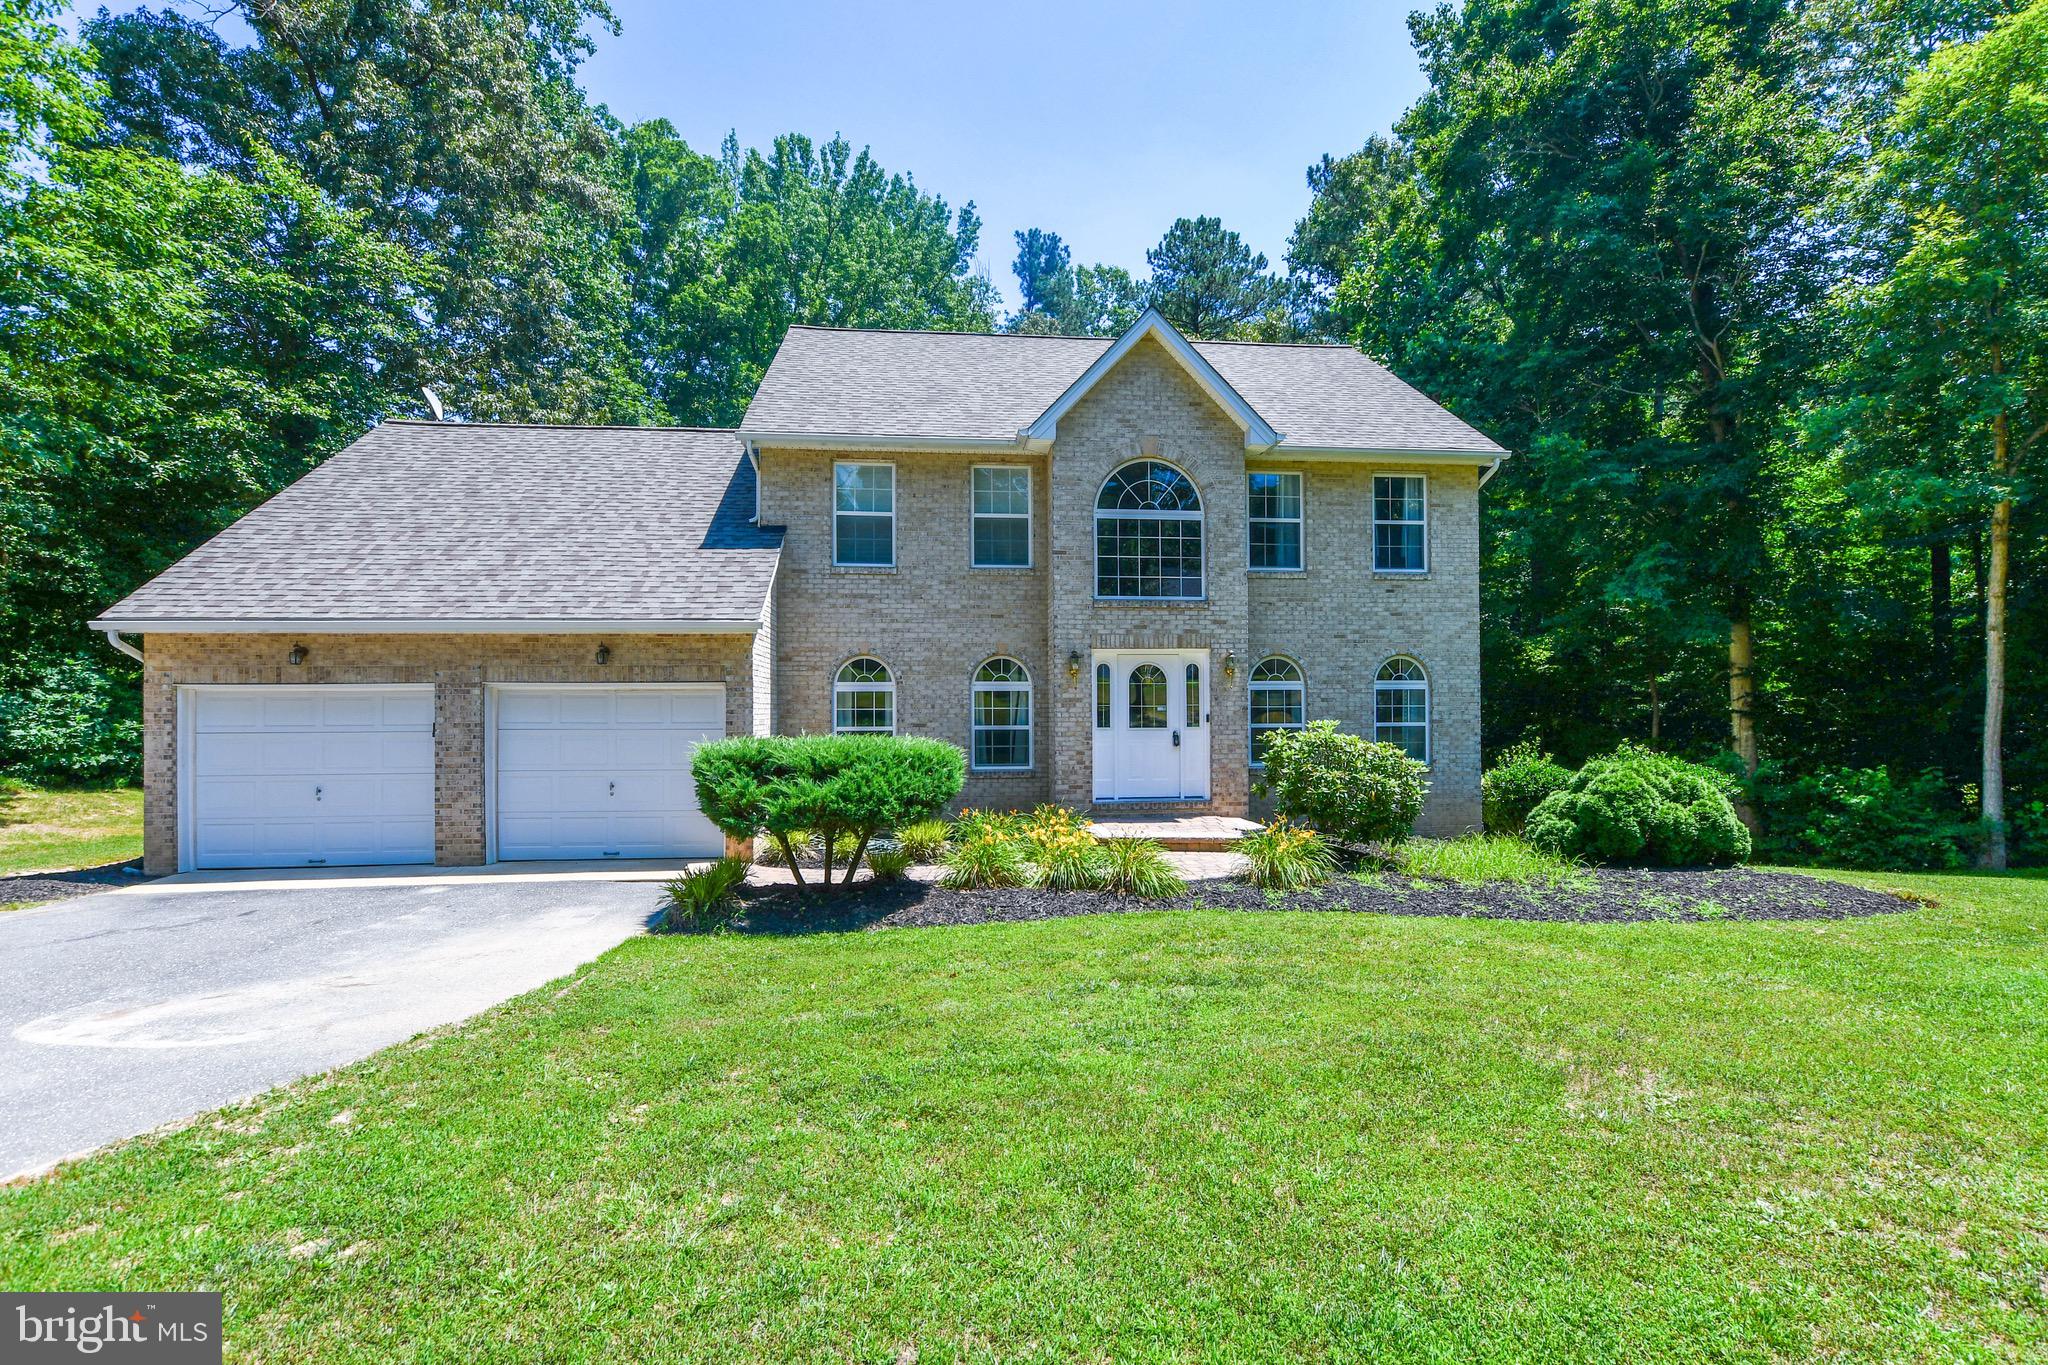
0, 877, 665, 1179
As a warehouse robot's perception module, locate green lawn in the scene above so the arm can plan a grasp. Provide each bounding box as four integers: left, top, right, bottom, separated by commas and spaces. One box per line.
3, 871, 2044, 1362
0, 783, 143, 876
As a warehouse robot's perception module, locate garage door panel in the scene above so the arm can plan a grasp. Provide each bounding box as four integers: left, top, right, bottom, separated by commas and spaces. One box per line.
556, 692, 614, 725
495, 691, 560, 726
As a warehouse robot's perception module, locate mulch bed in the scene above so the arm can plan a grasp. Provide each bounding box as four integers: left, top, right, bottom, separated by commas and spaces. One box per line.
716, 866, 1919, 935
0, 861, 147, 908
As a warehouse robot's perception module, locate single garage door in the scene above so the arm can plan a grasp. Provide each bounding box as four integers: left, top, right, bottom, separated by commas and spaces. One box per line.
493, 685, 725, 861
186, 686, 435, 869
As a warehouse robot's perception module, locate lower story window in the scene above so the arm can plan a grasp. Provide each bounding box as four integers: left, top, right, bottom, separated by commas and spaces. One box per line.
1373, 656, 1429, 763
1248, 657, 1304, 763
834, 657, 895, 733
972, 658, 1031, 769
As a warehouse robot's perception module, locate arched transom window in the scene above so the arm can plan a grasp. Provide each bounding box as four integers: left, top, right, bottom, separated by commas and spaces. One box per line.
1095, 460, 1204, 599
1248, 657, 1305, 763
833, 657, 894, 734
1373, 657, 1429, 763
971, 658, 1032, 770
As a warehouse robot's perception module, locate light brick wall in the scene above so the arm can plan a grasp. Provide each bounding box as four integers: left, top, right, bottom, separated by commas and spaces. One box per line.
139, 632, 756, 874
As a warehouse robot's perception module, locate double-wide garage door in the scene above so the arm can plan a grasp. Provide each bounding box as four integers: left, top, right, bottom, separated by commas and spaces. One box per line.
182, 683, 725, 869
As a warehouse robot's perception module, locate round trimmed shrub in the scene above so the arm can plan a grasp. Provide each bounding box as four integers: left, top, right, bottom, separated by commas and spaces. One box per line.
1481, 739, 1572, 835
1254, 719, 1427, 848
1524, 745, 1750, 866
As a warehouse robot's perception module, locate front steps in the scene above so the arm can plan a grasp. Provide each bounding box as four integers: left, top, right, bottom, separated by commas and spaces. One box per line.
1085, 812, 1260, 851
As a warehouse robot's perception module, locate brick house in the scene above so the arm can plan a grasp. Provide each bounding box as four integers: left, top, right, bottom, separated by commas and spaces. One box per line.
92, 309, 1506, 874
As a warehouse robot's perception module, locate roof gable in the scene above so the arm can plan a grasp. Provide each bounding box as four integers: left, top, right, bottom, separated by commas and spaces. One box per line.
1019, 308, 1282, 449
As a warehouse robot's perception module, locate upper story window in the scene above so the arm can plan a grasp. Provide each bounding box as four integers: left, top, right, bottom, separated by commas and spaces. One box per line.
1374, 656, 1429, 764
971, 658, 1032, 770
1095, 460, 1203, 599
971, 466, 1032, 568
1372, 475, 1427, 573
1248, 657, 1305, 764
833, 657, 895, 733
834, 462, 895, 567
1248, 471, 1303, 571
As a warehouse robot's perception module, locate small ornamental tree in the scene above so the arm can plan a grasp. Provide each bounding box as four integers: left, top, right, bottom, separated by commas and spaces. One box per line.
1254, 720, 1427, 849
1524, 744, 1750, 866
691, 735, 965, 891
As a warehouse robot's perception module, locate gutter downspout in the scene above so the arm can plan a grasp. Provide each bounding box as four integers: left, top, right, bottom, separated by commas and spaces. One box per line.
1479, 458, 1504, 489
744, 440, 761, 524
101, 628, 144, 663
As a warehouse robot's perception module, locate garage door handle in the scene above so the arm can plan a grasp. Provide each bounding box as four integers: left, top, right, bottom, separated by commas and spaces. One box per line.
608, 781, 615, 797
314, 785, 323, 801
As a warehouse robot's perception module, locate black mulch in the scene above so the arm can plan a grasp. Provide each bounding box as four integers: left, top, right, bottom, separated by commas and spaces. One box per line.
710, 866, 1919, 936
0, 861, 147, 908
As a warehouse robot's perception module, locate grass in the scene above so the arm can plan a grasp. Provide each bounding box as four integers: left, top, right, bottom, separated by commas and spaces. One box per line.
0, 782, 143, 876
1394, 832, 1590, 886
2, 870, 2045, 1360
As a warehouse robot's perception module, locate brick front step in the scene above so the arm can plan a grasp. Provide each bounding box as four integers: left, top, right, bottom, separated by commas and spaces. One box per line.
1085, 813, 1261, 851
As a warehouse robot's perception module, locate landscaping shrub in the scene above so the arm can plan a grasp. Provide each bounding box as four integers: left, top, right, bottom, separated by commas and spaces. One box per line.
693, 735, 965, 890
1524, 745, 1750, 866
662, 858, 750, 931
895, 818, 950, 863
1482, 739, 1572, 836
865, 847, 914, 881
1735, 762, 1979, 870
1254, 720, 1427, 848
1096, 838, 1186, 898
1013, 806, 1106, 889
939, 829, 1031, 889
1237, 820, 1336, 890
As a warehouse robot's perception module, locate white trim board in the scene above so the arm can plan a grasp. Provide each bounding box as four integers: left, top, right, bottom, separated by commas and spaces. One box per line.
1021, 308, 1283, 450
90, 617, 761, 635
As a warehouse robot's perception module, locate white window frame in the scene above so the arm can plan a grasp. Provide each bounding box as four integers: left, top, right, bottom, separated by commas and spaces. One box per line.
969, 657, 1032, 771
1247, 656, 1306, 766
1094, 459, 1205, 601
833, 461, 896, 568
833, 657, 896, 734
1372, 473, 1429, 575
1373, 656, 1430, 766
969, 465, 1033, 569
1247, 470, 1305, 572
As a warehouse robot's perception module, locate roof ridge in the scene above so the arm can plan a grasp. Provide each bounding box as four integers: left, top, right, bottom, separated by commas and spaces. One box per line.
381, 420, 740, 433
1191, 337, 1360, 351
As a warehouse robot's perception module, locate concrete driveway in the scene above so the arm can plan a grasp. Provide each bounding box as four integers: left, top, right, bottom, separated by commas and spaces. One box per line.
0, 871, 669, 1180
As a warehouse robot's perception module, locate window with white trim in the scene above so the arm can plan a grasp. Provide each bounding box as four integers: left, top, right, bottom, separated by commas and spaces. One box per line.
1095, 663, 1111, 728
1248, 471, 1303, 571
1374, 656, 1429, 763
834, 462, 895, 566
1372, 475, 1427, 573
833, 657, 895, 733
971, 466, 1031, 568
1248, 657, 1305, 763
1095, 460, 1203, 599
971, 658, 1031, 769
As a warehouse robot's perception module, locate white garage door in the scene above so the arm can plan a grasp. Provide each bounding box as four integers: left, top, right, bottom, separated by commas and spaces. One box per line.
493, 686, 725, 861
187, 686, 435, 870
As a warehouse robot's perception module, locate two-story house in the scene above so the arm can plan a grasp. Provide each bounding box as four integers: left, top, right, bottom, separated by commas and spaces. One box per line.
92, 309, 1505, 874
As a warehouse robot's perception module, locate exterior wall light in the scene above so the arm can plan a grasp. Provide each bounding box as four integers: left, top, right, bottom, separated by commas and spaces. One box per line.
1222, 649, 1237, 679
288, 644, 308, 666
1067, 650, 1082, 680
595, 644, 611, 665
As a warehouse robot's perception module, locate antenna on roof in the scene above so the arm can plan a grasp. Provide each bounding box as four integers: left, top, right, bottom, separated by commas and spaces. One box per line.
421, 386, 446, 422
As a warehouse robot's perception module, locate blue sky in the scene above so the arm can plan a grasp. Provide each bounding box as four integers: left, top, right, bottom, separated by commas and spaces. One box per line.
68, 1, 1429, 312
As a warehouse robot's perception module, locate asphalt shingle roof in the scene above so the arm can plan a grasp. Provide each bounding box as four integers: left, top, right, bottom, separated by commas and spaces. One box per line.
93, 423, 781, 628
739, 325, 1506, 455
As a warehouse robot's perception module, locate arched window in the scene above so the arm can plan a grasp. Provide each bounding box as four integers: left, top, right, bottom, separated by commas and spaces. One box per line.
1095, 460, 1204, 599
1248, 657, 1305, 763
1128, 663, 1169, 728
1374, 657, 1429, 763
833, 657, 894, 734
1095, 663, 1111, 728
971, 658, 1031, 770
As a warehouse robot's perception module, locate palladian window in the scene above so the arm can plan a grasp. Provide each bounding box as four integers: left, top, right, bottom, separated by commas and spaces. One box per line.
1373, 656, 1429, 763
833, 657, 895, 734
1248, 657, 1305, 763
1095, 460, 1203, 599
971, 658, 1032, 770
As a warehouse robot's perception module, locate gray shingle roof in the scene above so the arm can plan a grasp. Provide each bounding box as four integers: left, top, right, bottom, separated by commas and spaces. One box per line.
93, 423, 781, 630
739, 325, 1506, 455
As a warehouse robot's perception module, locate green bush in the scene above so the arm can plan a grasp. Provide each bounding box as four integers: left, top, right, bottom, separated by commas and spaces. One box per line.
865, 847, 914, 882
1237, 820, 1336, 890
1482, 739, 1572, 836
0, 655, 142, 783
1254, 720, 1427, 848
1739, 763, 1978, 870
939, 831, 1031, 889
693, 735, 965, 891
1524, 745, 1750, 866
1097, 838, 1186, 898
662, 857, 751, 931
895, 818, 950, 863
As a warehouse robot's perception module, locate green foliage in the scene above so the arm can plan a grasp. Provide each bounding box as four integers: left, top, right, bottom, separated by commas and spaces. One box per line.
692, 736, 965, 890
939, 831, 1031, 890
864, 847, 914, 882
1096, 838, 1186, 899
1006, 227, 1147, 336
1395, 835, 1587, 887
1144, 216, 1291, 339
1525, 746, 1751, 867
661, 858, 750, 932
1254, 720, 1427, 848
894, 818, 949, 863
1014, 807, 1108, 891
1742, 764, 1980, 871
0, 655, 142, 783
1237, 820, 1336, 891
1481, 740, 1573, 836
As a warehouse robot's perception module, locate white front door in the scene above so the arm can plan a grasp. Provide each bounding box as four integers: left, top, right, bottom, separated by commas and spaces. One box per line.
185, 685, 435, 870
493, 685, 725, 861
1092, 651, 1211, 801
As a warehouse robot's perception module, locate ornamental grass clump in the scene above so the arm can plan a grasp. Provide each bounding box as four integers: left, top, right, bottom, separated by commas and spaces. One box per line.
1096, 837, 1186, 898
939, 829, 1032, 889
1524, 744, 1750, 866
864, 846, 914, 882
1237, 819, 1337, 890
894, 818, 950, 863
661, 857, 750, 931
